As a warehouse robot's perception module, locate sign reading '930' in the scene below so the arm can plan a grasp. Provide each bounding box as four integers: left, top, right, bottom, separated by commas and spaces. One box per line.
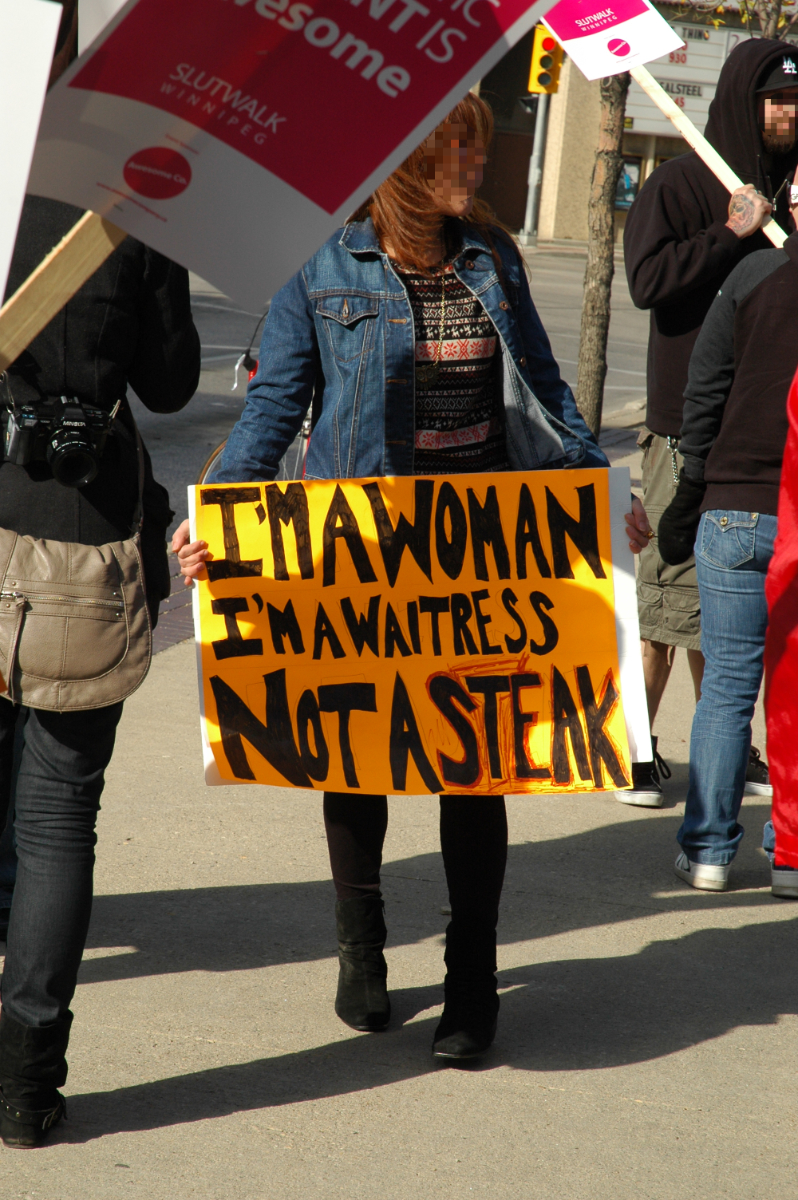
190, 468, 636, 796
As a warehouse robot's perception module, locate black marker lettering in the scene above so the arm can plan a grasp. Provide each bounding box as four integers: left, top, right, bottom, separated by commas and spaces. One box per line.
322, 484, 378, 587
201, 487, 263, 580
211, 597, 263, 659
528, 592, 559, 655
511, 674, 549, 779
318, 683, 377, 789
340, 595, 381, 657
545, 484, 606, 579
312, 603, 347, 659
210, 670, 310, 786
267, 599, 305, 655
265, 482, 314, 580
466, 674, 511, 779
429, 675, 480, 786
389, 672, 443, 792
467, 486, 511, 580
551, 667, 592, 785
419, 595, 449, 655
576, 665, 629, 788
471, 588, 501, 655
500, 588, 527, 654
362, 479, 433, 586
435, 481, 467, 580
515, 483, 552, 579
297, 688, 329, 782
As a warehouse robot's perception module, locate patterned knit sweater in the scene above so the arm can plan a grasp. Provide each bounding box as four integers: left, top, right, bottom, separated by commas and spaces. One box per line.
395, 261, 509, 475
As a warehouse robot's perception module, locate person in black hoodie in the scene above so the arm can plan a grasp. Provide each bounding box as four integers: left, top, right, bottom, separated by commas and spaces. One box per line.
622, 38, 798, 806
656, 168, 798, 892
0, 0, 201, 1148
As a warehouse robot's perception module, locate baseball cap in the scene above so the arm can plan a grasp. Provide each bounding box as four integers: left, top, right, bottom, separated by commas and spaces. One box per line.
757, 55, 798, 92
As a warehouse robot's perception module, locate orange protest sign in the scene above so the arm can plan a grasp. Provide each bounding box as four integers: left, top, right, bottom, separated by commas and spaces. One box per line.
190, 468, 633, 795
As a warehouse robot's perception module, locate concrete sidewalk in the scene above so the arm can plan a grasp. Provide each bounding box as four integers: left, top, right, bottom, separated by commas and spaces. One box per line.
3, 612, 791, 1199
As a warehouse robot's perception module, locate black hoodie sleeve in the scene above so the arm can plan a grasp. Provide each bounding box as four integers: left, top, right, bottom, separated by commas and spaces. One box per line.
624, 175, 744, 311
678, 245, 789, 480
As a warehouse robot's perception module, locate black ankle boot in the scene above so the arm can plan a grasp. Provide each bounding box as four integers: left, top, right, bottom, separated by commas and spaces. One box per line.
334, 896, 390, 1032
0, 1010, 71, 1148
432, 923, 499, 1060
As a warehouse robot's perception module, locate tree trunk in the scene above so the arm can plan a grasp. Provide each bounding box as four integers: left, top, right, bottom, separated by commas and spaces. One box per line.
576, 72, 630, 439
757, 0, 781, 38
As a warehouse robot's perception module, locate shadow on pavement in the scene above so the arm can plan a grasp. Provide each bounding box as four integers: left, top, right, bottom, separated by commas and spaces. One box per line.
80, 803, 775, 986
65, 911, 798, 1141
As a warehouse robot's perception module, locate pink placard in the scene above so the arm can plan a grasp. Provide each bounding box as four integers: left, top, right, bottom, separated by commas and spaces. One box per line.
542, 0, 648, 41
69, 0, 544, 215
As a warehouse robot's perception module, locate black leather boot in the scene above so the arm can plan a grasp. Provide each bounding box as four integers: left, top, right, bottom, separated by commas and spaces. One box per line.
432, 923, 499, 1060
0, 1009, 71, 1148
334, 896, 391, 1032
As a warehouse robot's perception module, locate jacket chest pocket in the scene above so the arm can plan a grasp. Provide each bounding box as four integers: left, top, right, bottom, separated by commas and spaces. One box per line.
316, 295, 379, 363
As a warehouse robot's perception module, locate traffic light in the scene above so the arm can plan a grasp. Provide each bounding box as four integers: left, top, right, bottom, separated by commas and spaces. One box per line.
528, 26, 564, 94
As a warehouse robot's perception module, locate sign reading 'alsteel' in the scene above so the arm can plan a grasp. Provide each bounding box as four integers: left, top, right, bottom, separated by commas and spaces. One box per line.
29, 0, 559, 307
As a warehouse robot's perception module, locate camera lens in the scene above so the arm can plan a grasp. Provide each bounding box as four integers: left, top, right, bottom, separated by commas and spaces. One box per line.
47, 429, 99, 488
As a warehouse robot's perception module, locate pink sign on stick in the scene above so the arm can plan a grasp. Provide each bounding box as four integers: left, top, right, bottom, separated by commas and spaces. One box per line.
542, 0, 682, 79
29, 0, 560, 308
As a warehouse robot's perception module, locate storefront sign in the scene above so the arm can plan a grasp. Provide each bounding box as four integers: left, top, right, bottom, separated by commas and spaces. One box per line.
28, 0, 561, 309
190, 467, 646, 795
541, 0, 682, 81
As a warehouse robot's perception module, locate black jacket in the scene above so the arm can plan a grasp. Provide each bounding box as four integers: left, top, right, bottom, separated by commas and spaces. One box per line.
678, 233, 798, 516
624, 38, 798, 438
2, 196, 200, 618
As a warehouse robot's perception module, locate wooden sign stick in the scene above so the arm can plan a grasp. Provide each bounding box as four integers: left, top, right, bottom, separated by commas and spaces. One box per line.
0, 211, 127, 373
631, 64, 788, 249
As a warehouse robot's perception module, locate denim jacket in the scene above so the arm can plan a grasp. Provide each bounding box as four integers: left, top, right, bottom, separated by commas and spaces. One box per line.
211, 219, 607, 483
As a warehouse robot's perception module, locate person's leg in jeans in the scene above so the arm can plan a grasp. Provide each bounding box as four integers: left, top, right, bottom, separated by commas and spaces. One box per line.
434, 794, 508, 1057
323, 792, 390, 1032
0, 701, 123, 1144
677, 512, 776, 877
0, 705, 30, 935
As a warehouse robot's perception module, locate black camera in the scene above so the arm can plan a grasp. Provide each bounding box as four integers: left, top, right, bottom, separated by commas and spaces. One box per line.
3, 394, 120, 488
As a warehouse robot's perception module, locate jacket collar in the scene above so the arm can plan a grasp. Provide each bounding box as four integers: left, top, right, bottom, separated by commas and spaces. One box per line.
339, 217, 492, 258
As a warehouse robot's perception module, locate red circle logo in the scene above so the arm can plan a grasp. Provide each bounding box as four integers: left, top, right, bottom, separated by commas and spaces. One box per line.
608, 38, 631, 55
123, 147, 192, 200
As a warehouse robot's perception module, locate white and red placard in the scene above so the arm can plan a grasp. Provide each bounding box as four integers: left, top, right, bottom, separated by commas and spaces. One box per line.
542, 0, 682, 81
28, 0, 558, 310
0, 0, 61, 304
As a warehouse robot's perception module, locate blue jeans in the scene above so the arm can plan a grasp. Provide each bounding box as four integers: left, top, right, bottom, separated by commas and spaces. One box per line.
0, 698, 123, 1026
678, 510, 777, 865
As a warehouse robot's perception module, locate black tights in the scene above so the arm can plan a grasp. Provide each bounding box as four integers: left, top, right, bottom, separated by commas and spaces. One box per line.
322, 792, 508, 934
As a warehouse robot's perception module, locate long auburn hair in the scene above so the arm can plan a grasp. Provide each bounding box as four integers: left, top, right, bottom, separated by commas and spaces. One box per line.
349, 92, 518, 276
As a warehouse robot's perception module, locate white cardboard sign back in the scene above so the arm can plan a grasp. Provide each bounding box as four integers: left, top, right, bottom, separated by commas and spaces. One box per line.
0, 0, 62, 303
542, 0, 682, 80
29, 0, 558, 310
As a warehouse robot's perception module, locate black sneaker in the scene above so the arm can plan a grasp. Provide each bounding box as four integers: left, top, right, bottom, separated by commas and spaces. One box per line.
616, 735, 671, 808
744, 746, 772, 797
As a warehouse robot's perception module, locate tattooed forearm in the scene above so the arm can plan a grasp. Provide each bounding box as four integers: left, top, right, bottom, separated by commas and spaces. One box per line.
726, 194, 756, 234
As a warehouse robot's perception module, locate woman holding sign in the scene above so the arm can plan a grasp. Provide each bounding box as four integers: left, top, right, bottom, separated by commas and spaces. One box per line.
177, 94, 650, 1060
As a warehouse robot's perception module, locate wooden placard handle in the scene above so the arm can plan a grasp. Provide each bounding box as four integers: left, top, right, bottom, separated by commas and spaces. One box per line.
0, 211, 127, 373
630, 64, 788, 249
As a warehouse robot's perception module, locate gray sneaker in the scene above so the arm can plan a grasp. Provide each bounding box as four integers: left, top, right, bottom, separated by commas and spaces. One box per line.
772, 864, 798, 898
674, 851, 730, 892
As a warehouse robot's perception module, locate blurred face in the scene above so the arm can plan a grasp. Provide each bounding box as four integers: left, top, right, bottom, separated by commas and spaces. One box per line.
424, 122, 486, 218
760, 88, 798, 151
